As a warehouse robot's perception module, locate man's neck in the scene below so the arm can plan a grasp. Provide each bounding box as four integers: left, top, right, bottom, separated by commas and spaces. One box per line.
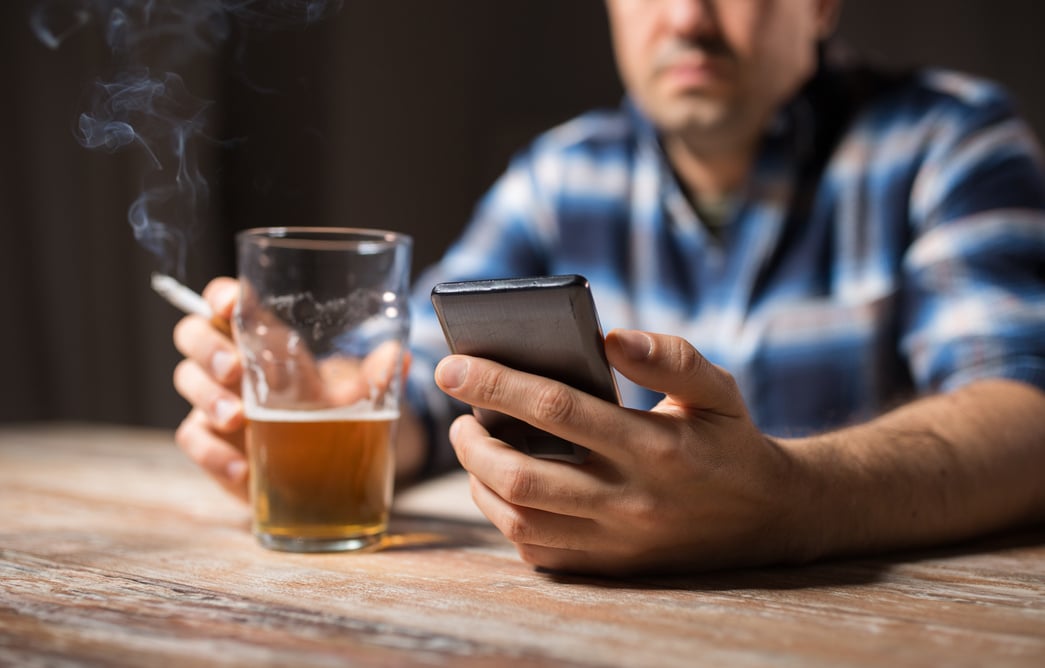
662, 132, 758, 202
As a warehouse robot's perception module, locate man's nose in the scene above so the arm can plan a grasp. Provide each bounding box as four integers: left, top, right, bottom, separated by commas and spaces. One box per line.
664, 0, 719, 38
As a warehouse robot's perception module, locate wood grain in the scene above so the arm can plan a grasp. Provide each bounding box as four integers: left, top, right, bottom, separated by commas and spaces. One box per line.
1, 424, 1043, 667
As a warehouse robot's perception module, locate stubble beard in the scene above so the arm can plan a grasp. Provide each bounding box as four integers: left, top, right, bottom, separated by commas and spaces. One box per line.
653, 93, 754, 158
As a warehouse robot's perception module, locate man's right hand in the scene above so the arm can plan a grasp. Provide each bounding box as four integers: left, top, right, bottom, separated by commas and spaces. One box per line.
172, 277, 249, 501
170, 276, 429, 500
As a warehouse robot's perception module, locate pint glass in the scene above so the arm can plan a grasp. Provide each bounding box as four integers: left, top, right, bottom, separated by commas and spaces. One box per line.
235, 227, 412, 552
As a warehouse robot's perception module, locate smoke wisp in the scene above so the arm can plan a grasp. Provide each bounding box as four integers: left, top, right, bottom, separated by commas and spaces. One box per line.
31, 0, 343, 278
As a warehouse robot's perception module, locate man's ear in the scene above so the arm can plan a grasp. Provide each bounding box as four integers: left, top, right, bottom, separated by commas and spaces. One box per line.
816, 0, 843, 39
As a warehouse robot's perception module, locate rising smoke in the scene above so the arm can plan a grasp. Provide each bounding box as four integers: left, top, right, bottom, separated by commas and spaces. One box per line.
30, 0, 343, 278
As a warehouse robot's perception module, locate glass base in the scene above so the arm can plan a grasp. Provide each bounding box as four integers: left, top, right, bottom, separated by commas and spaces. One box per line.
255, 531, 385, 553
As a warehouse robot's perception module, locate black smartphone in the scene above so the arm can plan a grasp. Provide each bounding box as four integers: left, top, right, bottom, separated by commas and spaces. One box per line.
431, 274, 620, 463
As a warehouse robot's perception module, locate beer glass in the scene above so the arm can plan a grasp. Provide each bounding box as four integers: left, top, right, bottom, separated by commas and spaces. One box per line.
235, 227, 412, 552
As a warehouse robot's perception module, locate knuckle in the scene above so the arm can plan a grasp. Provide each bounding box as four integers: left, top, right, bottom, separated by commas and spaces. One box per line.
717, 365, 737, 386
714, 363, 739, 388
172, 360, 195, 396
499, 462, 536, 505
531, 383, 575, 425
173, 361, 220, 410
172, 316, 194, 356
471, 365, 505, 406
497, 507, 531, 544
623, 491, 663, 529
670, 336, 705, 377
174, 315, 232, 371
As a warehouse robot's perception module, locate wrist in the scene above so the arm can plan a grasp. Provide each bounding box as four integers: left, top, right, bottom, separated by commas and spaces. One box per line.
768, 434, 834, 565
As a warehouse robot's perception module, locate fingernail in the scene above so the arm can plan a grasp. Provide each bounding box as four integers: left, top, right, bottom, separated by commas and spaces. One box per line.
226, 459, 247, 481
615, 330, 652, 360
214, 398, 239, 426
211, 350, 236, 381
436, 357, 468, 390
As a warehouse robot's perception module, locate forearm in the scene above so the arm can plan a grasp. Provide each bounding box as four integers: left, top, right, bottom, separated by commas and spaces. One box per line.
781, 379, 1045, 562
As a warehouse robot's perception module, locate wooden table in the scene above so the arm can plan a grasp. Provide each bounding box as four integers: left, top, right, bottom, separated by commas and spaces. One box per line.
1, 424, 1042, 667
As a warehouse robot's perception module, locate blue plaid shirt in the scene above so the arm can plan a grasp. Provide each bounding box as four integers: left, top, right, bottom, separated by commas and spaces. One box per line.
407, 62, 1045, 472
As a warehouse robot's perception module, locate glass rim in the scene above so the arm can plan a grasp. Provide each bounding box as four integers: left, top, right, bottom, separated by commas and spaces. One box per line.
237, 226, 412, 251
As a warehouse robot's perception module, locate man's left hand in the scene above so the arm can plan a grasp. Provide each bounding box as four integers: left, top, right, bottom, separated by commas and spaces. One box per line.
435, 328, 804, 576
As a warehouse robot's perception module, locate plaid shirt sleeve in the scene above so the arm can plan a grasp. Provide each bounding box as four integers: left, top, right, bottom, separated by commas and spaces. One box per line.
901, 73, 1045, 394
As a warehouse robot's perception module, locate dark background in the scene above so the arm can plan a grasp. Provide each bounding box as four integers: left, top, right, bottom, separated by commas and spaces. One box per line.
2, 0, 1043, 429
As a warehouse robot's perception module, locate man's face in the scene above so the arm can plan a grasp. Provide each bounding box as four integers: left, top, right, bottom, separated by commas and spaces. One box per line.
605, 0, 838, 149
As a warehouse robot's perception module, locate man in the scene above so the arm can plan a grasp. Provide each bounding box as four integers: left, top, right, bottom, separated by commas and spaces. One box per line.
174, 0, 1045, 575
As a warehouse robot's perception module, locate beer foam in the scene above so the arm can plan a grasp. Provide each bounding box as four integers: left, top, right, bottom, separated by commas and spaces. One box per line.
245, 404, 399, 422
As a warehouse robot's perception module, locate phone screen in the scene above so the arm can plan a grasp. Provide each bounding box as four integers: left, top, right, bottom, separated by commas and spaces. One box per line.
431, 275, 619, 462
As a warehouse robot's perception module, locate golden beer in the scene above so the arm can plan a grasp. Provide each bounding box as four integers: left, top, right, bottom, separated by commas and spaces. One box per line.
245, 407, 397, 552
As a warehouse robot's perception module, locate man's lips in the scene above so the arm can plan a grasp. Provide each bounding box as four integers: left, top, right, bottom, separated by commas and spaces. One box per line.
656, 54, 730, 90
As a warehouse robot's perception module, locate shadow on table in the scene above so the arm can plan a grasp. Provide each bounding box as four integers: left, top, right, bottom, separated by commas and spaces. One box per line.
380, 511, 505, 553
538, 524, 1045, 592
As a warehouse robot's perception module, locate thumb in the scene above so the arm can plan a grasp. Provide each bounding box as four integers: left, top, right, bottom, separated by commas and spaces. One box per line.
605, 329, 746, 417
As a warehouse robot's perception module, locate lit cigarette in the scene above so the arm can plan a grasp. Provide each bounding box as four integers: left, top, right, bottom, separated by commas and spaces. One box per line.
151, 272, 232, 337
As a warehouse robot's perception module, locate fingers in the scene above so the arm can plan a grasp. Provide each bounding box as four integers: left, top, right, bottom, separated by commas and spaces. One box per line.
463, 446, 655, 576
174, 315, 242, 387
236, 301, 325, 406
173, 359, 244, 432
175, 409, 248, 501
468, 473, 600, 550
605, 329, 745, 418
315, 342, 408, 409
449, 414, 612, 518
359, 340, 409, 407
435, 355, 649, 461
172, 276, 242, 421
361, 340, 407, 391
202, 277, 239, 322
451, 413, 668, 575
316, 357, 370, 407
171, 276, 248, 502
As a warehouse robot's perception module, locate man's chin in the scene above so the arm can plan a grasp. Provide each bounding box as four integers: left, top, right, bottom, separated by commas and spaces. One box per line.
653, 102, 732, 136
